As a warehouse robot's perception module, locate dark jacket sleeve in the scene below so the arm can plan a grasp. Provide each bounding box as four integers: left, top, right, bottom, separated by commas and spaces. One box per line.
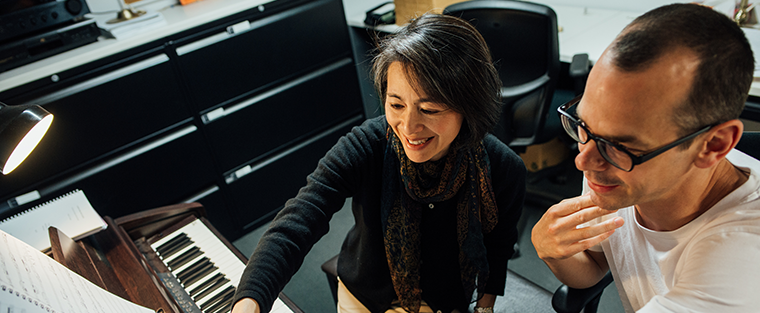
482, 134, 526, 295
231, 117, 386, 313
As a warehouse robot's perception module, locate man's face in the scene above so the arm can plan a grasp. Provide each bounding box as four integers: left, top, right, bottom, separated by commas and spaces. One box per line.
575, 47, 702, 210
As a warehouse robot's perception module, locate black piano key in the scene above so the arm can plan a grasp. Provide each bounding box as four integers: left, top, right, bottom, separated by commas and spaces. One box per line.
156, 233, 192, 258
206, 289, 235, 313
201, 285, 235, 311
214, 298, 235, 313
183, 263, 218, 287
155, 233, 188, 255
177, 257, 211, 282
189, 273, 225, 297
209, 298, 234, 313
161, 236, 195, 260
182, 263, 219, 288
167, 246, 202, 270
194, 278, 230, 303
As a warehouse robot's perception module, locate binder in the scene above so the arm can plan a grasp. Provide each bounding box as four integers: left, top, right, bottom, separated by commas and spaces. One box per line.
0, 189, 106, 251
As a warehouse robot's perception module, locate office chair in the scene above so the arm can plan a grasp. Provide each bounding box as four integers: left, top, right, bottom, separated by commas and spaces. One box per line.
551, 131, 760, 313
444, 0, 591, 261
444, 0, 575, 151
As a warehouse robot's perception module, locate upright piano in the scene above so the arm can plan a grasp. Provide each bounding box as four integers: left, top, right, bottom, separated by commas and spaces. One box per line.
47, 202, 302, 313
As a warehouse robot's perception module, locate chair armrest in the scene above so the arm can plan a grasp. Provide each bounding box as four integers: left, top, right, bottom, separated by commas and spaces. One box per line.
500, 75, 551, 99
569, 53, 590, 78
569, 53, 590, 95
551, 271, 613, 313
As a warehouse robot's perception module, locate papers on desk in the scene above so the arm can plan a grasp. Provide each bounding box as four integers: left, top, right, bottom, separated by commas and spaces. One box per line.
0, 229, 154, 313
742, 27, 760, 77
96, 10, 168, 40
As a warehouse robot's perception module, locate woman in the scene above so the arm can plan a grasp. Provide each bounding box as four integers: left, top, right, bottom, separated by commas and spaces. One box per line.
231, 14, 525, 313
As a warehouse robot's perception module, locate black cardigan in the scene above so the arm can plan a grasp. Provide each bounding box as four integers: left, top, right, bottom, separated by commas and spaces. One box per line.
232, 116, 526, 313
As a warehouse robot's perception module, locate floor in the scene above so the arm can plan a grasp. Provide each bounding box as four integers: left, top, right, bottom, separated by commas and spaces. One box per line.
232, 158, 625, 313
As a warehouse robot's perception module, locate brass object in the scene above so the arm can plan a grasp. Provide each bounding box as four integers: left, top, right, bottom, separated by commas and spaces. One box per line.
107, 8, 146, 24
736, 0, 750, 26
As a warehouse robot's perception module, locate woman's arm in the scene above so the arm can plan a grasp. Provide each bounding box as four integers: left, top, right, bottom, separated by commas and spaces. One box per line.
231, 117, 387, 312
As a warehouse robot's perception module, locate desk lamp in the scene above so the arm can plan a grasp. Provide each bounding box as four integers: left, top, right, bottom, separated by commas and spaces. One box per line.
0, 102, 53, 175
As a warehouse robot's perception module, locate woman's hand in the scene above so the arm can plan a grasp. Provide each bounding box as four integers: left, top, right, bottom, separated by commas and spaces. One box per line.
230, 298, 260, 313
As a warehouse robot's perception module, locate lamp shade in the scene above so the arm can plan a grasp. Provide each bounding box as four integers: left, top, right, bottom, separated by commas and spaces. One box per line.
0, 102, 53, 175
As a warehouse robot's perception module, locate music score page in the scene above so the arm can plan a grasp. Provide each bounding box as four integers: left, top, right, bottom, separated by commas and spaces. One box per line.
0, 229, 154, 313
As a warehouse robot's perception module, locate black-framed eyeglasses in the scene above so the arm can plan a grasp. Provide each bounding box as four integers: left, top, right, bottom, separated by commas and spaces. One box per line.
557, 95, 714, 172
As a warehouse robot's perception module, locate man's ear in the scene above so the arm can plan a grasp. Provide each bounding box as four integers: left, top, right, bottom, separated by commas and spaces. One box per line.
694, 119, 744, 168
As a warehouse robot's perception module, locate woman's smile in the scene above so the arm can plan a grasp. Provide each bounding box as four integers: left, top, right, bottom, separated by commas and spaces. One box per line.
406, 136, 432, 146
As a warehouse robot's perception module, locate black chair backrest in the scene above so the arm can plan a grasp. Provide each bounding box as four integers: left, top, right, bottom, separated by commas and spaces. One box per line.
445, 0, 560, 147
736, 131, 760, 159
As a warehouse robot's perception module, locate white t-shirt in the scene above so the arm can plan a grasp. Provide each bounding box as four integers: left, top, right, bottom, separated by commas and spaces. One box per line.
588, 149, 760, 313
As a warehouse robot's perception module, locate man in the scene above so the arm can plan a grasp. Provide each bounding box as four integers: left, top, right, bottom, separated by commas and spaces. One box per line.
531, 3, 760, 312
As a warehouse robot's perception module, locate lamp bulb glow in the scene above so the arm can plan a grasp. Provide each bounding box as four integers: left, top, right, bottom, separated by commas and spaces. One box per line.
3, 114, 53, 175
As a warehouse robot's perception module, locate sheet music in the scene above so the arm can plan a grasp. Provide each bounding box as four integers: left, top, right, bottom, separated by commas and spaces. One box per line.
0, 229, 154, 313
0, 190, 107, 251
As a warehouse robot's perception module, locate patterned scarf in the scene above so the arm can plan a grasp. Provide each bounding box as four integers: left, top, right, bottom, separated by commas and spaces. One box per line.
381, 127, 499, 313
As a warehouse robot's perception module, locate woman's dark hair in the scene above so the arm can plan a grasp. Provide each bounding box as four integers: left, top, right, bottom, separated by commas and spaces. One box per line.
372, 14, 502, 150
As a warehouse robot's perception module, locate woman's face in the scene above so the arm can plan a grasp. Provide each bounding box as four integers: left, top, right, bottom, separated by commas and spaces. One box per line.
385, 62, 463, 163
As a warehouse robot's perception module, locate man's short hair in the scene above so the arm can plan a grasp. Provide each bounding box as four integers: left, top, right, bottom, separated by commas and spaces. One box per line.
610, 3, 754, 138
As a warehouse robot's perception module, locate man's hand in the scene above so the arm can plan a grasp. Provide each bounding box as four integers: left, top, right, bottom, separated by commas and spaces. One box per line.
231, 298, 260, 313
532, 194, 623, 261
531, 194, 624, 288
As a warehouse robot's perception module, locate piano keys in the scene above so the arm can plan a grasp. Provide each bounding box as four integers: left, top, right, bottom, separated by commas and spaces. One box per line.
148, 219, 247, 313
47, 202, 302, 313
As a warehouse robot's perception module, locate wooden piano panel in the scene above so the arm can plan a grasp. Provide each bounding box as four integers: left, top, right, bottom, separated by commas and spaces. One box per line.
49, 218, 180, 312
